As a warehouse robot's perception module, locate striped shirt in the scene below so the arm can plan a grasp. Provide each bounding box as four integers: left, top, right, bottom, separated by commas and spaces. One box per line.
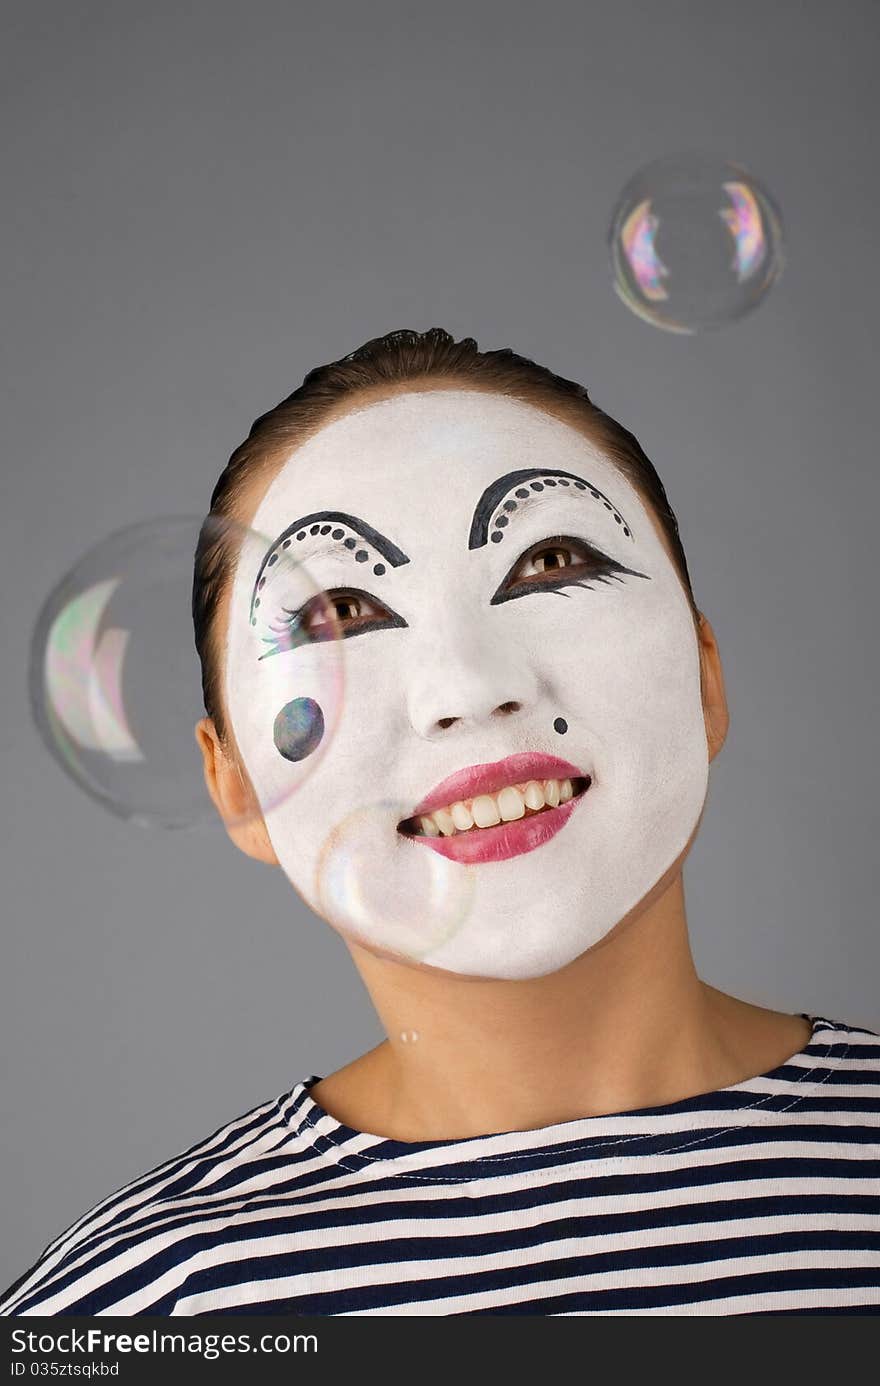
2, 1013, 879, 1317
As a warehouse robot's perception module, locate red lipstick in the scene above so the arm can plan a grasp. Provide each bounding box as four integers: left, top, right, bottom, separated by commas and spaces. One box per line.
400, 752, 592, 865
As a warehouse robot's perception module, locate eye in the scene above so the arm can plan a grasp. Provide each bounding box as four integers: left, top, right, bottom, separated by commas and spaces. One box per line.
300, 590, 384, 637
259, 587, 406, 659
491, 534, 648, 607
510, 540, 595, 582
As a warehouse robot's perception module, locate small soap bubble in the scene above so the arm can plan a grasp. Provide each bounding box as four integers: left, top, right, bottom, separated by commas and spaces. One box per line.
609, 153, 784, 333
315, 800, 476, 965
28, 515, 345, 830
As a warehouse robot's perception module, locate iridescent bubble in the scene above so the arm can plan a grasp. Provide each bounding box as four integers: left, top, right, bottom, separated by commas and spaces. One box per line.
609, 153, 785, 333
315, 799, 477, 965
28, 515, 345, 830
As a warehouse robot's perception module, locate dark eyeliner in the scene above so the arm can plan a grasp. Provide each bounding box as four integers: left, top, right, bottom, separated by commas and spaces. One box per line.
489, 535, 651, 607
257, 587, 408, 661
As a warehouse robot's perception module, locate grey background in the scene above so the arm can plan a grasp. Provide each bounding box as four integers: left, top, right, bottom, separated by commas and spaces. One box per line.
1, 0, 878, 1285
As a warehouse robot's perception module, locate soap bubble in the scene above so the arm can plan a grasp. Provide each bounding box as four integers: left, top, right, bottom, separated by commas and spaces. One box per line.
28, 515, 345, 830
315, 799, 477, 965
609, 153, 784, 333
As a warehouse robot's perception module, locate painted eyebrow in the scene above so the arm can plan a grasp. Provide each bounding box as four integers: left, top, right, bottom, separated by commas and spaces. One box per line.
468, 468, 634, 550
249, 511, 410, 620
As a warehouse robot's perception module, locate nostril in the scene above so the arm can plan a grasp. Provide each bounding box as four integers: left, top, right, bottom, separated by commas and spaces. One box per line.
437, 716, 457, 730
495, 701, 521, 715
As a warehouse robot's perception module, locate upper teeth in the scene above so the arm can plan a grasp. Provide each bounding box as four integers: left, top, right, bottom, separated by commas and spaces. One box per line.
418, 778, 576, 837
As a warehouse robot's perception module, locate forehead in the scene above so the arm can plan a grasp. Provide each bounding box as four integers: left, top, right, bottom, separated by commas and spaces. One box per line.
247, 390, 646, 543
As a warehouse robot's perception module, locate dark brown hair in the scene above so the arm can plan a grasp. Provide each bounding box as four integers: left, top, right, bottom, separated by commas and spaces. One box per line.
193, 327, 701, 750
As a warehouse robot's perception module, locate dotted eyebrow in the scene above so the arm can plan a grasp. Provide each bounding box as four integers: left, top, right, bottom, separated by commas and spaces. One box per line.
249, 512, 410, 625
468, 468, 634, 551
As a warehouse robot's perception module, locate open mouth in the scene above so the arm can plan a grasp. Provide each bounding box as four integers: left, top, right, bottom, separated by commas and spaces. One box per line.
398, 775, 592, 839
396, 770, 593, 864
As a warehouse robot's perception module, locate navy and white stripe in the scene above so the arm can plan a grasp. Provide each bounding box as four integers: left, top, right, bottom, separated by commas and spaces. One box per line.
2, 1014, 879, 1316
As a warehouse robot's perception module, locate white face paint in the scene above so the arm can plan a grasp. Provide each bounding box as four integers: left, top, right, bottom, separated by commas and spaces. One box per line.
224, 391, 709, 981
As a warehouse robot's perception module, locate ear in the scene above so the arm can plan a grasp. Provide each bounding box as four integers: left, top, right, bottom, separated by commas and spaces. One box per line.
695, 612, 730, 764
194, 717, 279, 865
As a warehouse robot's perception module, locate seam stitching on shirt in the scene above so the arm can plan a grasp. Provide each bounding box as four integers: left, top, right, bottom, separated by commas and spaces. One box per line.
295, 1031, 848, 1184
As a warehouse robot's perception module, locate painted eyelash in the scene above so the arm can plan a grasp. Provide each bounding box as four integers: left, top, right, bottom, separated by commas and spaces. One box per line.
532, 572, 628, 596
259, 606, 313, 659
494, 569, 631, 605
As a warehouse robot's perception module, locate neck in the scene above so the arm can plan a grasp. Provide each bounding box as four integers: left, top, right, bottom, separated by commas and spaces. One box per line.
341, 872, 749, 1141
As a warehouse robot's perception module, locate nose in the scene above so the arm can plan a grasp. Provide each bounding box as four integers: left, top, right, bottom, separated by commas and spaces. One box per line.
406, 626, 541, 742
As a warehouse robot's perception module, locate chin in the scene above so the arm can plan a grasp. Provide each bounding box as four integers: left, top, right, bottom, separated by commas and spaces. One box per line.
305, 787, 709, 982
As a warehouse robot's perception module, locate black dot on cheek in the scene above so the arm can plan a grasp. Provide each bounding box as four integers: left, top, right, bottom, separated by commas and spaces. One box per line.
623, 526, 631, 537
530, 481, 544, 491
344, 538, 357, 550
267, 554, 278, 566
258, 578, 266, 590
553, 717, 568, 735
251, 617, 257, 626
603, 501, 613, 509
558, 478, 570, 486
544, 478, 557, 487
274, 697, 325, 763
320, 524, 332, 535
503, 499, 517, 512
495, 514, 509, 528
282, 539, 291, 548
515, 488, 530, 498
373, 563, 385, 576
614, 514, 622, 523
310, 524, 320, 535
491, 531, 504, 543
296, 531, 306, 540
589, 488, 600, 498
355, 549, 369, 562
254, 598, 260, 608
331, 529, 344, 540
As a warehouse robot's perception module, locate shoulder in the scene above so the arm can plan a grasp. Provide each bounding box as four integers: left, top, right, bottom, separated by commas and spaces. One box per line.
811, 1012, 880, 1057
0, 1084, 305, 1317
794, 1013, 880, 1128
797, 1012, 880, 1074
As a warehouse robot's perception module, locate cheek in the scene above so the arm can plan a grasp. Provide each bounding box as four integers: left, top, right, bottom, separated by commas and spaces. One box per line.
226, 613, 348, 790
235, 638, 404, 806
259, 644, 409, 900
545, 593, 703, 754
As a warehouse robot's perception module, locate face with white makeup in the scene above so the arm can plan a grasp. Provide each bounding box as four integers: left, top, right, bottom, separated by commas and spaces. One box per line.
211, 389, 712, 982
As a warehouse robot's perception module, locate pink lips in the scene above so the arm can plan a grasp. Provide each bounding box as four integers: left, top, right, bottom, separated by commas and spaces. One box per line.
405, 752, 590, 865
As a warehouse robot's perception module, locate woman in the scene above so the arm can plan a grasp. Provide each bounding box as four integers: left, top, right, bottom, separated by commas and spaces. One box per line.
2, 328, 878, 1316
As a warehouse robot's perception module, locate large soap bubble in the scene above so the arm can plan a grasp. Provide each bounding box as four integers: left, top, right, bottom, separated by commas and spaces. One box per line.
28, 515, 345, 830
315, 799, 477, 965
609, 153, 784, 333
